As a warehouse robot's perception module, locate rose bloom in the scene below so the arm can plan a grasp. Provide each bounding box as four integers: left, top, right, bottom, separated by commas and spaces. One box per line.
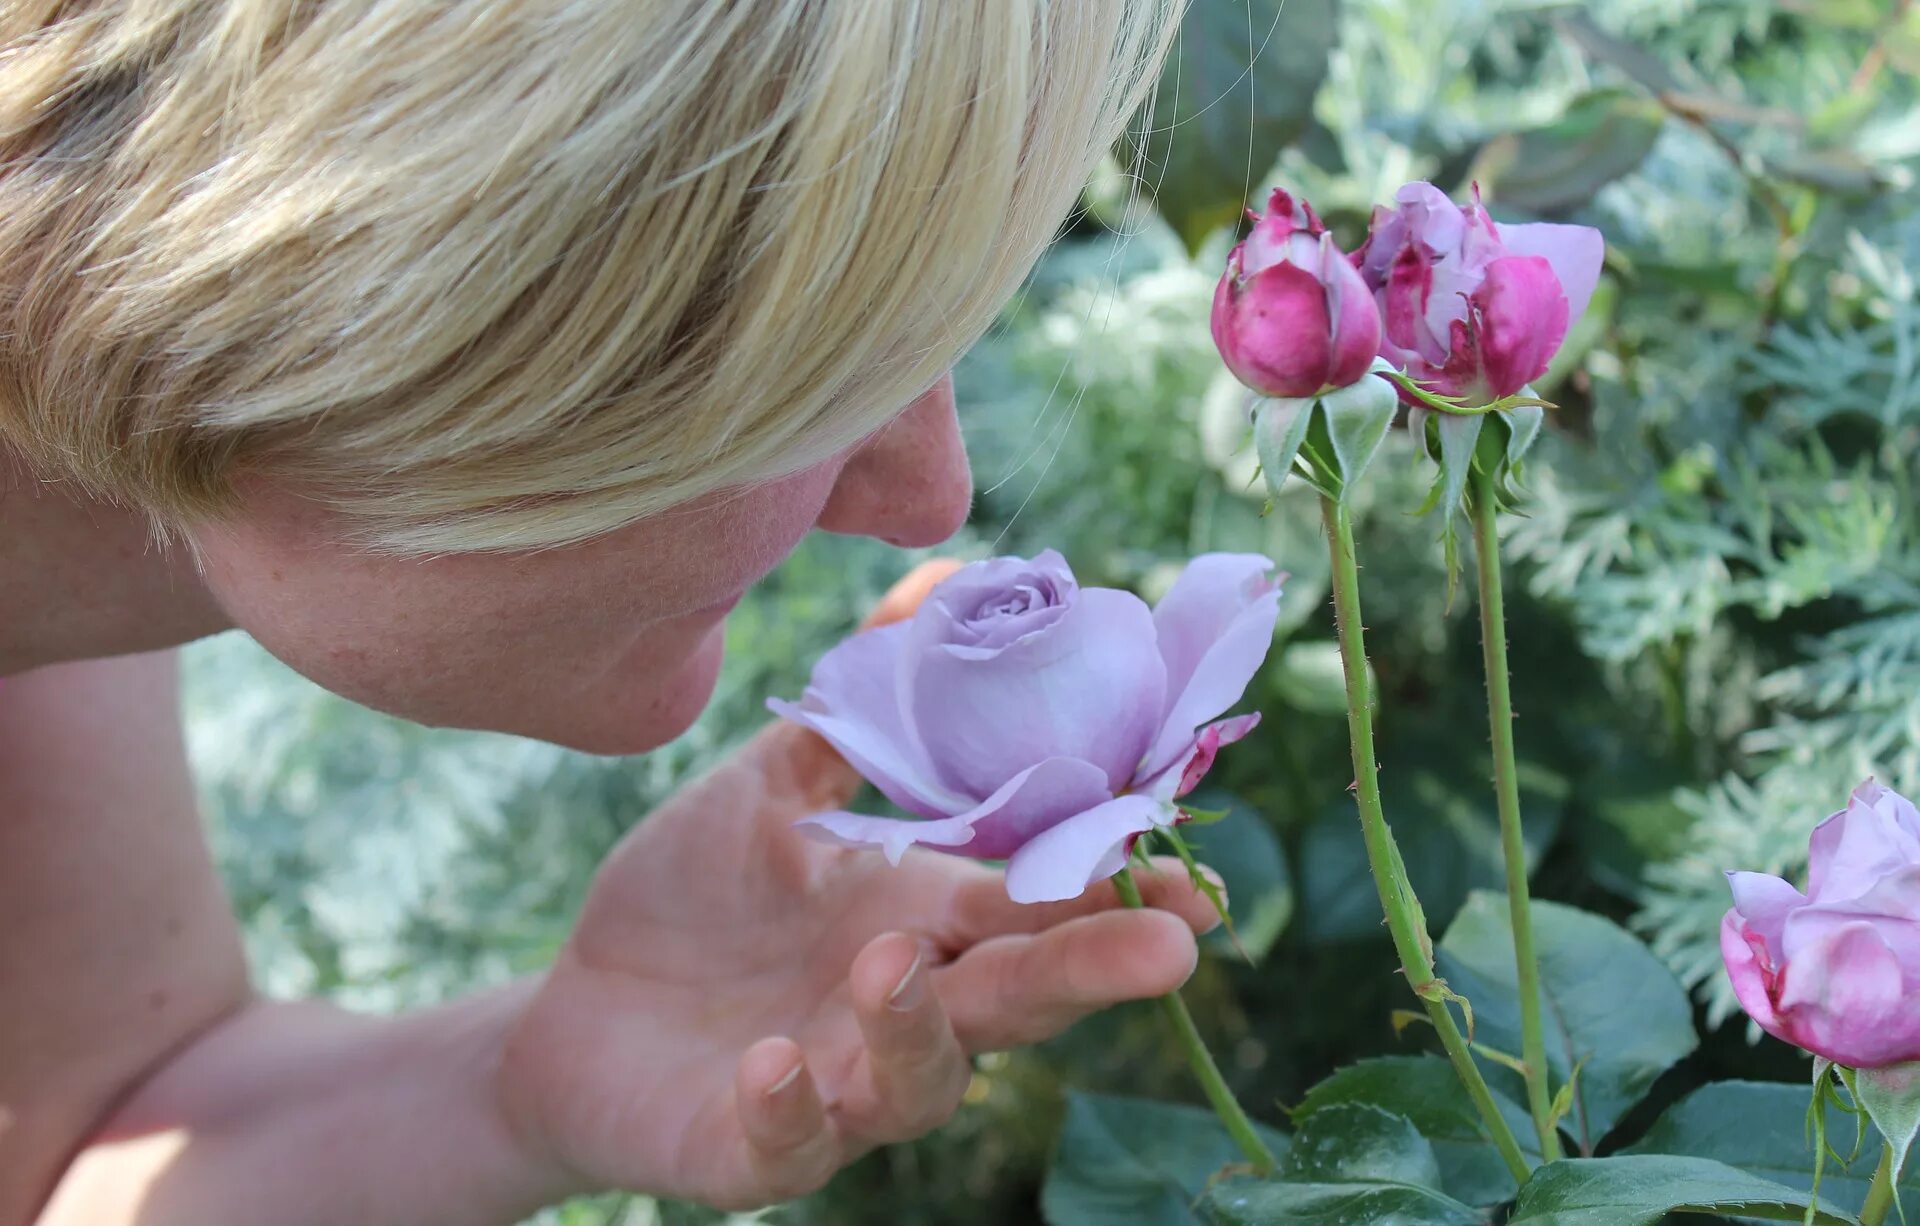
1353, 182, 1604, 403
1211, 187, 1383, 400
771, 551, 1280, 903
1722, 779, 1920, 1069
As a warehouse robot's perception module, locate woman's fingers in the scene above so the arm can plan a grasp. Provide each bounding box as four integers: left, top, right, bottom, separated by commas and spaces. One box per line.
848, 931, 972, 1143
945, 856, 1225, 945
937, 907, 1200, 1053
731, 1037, 842, 1207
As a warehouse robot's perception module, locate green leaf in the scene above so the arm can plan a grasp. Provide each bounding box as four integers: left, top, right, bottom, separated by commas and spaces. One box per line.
1506, 1156, 1863, 1225
1207, 1179, 1485, 1225
1252, 397, 1315, 499
1320, 370, 1399, 496
1624, 1080, 1919, 1219
1041, 1093, 1291, 1226
1434, 894, 1697, 1151
1122, 0, 1340, 252
1855, 1061, 1920, 1186
1270, 640, 1354, 717
1295, 1057, 1540, 1206
1179, 788, 1292, 962
1470, 90, 1664, 217
1282, 1104, 1444, 1189
1297, 1059, 1536, 1212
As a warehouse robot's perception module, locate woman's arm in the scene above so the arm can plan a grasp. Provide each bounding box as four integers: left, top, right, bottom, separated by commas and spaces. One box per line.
6, 652, 567, 1226
38, 988, 564, 1225
0, 652, 249, 1223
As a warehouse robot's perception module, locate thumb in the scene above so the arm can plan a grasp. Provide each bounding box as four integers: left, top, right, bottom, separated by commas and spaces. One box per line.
752, 558, 965, 807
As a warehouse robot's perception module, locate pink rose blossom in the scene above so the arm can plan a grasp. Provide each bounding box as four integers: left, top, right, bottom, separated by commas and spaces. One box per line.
1353, 182, 1604, 402
1721, 779, 1920, 1068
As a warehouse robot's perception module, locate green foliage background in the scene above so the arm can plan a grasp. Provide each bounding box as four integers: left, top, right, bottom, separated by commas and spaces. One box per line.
181, 1, 1920, 1221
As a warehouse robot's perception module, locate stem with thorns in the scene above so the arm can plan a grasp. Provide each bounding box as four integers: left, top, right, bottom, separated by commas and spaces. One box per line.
1320, 493, 1532, 1182
1468, 463, 1565, 1161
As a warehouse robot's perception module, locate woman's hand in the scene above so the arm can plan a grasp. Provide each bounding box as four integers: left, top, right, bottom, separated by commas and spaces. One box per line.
497, 562, 1222, 1210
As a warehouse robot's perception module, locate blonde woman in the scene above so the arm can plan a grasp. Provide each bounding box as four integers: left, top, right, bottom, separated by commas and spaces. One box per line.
0, 2, 1226, 1222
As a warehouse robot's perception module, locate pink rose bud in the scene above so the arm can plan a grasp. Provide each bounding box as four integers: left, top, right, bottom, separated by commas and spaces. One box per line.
1721, 779, 1920, 1069
1353, 182, 1605, 402
1211, 188, 1384, 400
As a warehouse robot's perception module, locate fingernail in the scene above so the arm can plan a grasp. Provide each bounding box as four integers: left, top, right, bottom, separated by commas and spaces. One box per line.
766, 1062, 805, 1098
887, 952, 926, 1012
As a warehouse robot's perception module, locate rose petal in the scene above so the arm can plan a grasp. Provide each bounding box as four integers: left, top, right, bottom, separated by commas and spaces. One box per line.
1474, 254, 1570, 398
1212, 259, 1339, 399
910, 587, 1166, 797
1775, 920, 1918, 1067
1496, 221, 1606, 328
1721, 909, 1784, 1038
916, 550, 1077, 654
767, 622, 970, 819
1857, 778, 1920, 851
1140, 554, 1281, 781
1320, 238, 1385, 389
1725, 869, 1806, 955
1808, 783, 1920, 901
1138, 712, 1262, 803
794, 756, 1113, 865
1003, 795, 1172, 904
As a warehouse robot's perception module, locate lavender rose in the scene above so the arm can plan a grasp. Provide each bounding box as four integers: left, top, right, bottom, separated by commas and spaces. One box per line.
1721, 779, 1920, 1068
770, 551, 1281, 903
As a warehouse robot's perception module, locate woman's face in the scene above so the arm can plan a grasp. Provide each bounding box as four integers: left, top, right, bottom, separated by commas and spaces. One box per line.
189, 378, 973, 754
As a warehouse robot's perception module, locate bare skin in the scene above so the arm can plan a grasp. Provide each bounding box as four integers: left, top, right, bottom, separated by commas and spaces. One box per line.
2, 379, 1221, 1224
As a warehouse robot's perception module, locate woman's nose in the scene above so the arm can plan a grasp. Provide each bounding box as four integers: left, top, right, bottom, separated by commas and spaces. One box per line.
816, 374, 973, 547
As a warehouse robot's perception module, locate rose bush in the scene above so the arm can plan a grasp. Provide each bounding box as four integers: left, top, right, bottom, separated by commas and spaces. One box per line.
770, 550, 1279, 903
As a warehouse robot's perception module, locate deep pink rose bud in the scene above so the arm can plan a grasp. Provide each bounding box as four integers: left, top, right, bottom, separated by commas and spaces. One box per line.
1211, 188, 1383, 399
1353, 182, 1604, 402
1720, 779, 1920, 1069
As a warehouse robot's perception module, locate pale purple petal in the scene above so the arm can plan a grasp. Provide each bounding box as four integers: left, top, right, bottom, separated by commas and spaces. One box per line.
795, 756, 1113, 865
1776, 921, 1915, 1067
1726, 870, 1805, 954
1857, 778, 1920, 848
910, 588, 1166, 797
1139, 555, 1280, 781
1496, 221, 1605, 328
915, 550, 1076, 653
1003, 795, 1172, 904
767, 621, 970, 819
1808, 786, 1920, 900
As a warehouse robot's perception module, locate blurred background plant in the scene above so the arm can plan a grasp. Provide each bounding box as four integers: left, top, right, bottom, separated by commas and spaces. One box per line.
181, 1, 1920, 1221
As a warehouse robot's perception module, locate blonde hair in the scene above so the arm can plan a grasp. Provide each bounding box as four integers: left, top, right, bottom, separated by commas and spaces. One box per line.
0, 0, 1178, 551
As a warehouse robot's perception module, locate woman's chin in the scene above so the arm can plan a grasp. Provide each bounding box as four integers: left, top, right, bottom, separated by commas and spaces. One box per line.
529, 623, 728, 757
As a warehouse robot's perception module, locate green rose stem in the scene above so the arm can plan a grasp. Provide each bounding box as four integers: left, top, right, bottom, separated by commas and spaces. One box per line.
1467, 463, 1565, 1162
1860, 1142, 1896, 1226
1320, 493, 1533, 1182
1113, 867, 1277, 1174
